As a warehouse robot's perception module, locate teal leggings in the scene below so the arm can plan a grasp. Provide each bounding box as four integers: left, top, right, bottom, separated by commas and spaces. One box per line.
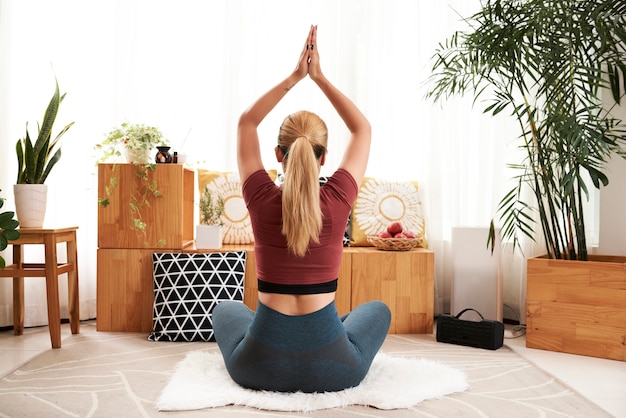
212, 299, 391, 393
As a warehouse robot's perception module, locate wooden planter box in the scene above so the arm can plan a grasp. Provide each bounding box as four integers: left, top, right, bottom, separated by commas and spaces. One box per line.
526, 255, 626, 361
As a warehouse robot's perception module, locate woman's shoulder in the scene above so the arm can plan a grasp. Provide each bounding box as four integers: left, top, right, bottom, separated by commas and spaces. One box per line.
242, 169, 273, 187
242, 169, 279, 201
321, 169, 358, 204
329, 168, 358, 189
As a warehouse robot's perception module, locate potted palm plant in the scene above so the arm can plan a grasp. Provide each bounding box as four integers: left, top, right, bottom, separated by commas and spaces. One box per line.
196, 187, 224, 249
0, 191, 21, 269
427, 0, 626, 360
14, 79, 74, 227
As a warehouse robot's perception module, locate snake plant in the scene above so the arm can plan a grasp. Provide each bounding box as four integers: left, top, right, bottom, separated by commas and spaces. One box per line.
15, 79, 74, 184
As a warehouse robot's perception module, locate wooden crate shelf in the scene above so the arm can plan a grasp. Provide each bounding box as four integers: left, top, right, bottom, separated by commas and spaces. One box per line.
97, 245, 434, 334
97, 164, 194, 249
96, 164, 434, 334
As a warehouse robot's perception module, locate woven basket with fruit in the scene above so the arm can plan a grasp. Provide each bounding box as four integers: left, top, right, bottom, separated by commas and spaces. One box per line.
367, 222, 423, 251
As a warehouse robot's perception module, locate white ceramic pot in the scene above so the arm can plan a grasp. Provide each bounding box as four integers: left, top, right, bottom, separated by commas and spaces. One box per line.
123, 147, 151, 164
13, 184, 48, 228
195, 224, 223, 249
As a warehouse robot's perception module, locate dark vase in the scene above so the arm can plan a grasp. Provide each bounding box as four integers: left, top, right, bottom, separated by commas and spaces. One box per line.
155, 146, 172, 163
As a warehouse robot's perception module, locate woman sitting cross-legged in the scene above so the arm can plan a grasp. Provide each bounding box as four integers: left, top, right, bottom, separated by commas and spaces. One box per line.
212, 25, 391, 393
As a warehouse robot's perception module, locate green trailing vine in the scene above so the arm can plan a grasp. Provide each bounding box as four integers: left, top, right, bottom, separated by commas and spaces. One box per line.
98, 162, 166, 247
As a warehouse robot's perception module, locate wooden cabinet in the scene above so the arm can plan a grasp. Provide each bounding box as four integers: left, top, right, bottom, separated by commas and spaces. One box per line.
348, 247, 434, 334
96, 164, 434, 334
97, 248, 155, 332
96, 164, 195, 331
97, 164, 194, 249
97, 247, 433, 333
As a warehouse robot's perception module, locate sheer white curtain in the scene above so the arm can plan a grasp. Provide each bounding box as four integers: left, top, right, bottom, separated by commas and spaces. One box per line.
0, 0, 535, 327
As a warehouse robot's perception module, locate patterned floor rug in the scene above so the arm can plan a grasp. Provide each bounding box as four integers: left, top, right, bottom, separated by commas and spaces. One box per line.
0, 321, 612, 417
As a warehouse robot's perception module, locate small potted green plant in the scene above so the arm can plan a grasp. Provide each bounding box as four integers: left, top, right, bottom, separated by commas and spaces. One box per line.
14, 78, 74, 227
96, 122, 168, 164
0, 191, 21, 269
196, 187, 225, 249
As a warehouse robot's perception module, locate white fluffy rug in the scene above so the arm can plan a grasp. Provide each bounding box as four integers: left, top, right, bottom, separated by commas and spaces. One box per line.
156, 351, 468, 412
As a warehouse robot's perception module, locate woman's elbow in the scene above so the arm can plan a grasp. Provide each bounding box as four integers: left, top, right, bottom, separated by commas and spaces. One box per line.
353, 118, 371, 137
356, 121, 372, 142
238, 111, 252, 130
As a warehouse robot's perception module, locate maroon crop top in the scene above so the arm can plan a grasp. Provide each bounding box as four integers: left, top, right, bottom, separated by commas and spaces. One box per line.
242, 168, 357, 293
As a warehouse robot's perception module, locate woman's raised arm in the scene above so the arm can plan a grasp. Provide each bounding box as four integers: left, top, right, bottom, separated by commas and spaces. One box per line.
237, 27, 314, 182
308, 26, 371, 186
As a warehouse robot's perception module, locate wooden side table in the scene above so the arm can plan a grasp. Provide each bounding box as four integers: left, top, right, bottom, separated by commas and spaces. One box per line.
0, 226, 80, 348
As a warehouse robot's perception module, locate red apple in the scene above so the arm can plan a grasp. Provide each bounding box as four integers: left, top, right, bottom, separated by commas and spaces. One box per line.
403, 230, 416, 238
394, 232, 406, 238
378, 231, 392, 238
386, 221, 403, 236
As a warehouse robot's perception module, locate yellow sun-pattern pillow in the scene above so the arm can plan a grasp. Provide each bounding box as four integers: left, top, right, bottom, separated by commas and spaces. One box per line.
350, 177, 427, 247
197, 169, 277, 244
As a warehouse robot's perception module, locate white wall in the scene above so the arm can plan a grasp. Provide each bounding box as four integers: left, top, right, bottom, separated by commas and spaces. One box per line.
596, 98, 626, 256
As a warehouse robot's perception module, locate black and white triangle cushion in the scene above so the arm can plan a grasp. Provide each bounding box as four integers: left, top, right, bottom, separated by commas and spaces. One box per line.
148, 251, 246, 342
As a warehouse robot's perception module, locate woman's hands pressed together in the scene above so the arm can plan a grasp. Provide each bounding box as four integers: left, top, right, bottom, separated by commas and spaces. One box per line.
293, 25, 322, 83
307, 25, 323, 82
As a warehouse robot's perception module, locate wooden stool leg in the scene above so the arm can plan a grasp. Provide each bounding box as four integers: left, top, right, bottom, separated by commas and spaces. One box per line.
12, 244, 24, 336
44, 234, 62, 349
67, 231, 80, 335
12, 277, 24, 336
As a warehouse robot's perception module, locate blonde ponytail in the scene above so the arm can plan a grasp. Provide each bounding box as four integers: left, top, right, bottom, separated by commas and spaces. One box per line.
278, 111, 328, 257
